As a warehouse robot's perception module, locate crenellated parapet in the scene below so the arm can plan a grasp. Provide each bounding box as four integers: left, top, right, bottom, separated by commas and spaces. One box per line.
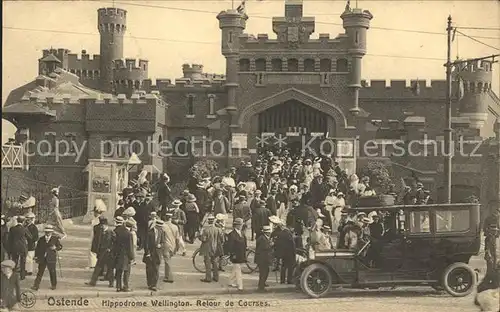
360, 79, 456, 99
112, 58, 149, 96
142, 75, 227, 92
238, 33, 349, 52
97, 7, 127, 33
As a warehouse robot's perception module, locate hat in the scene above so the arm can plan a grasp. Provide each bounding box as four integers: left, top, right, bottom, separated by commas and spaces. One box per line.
245, 161, 252, 167
317, 209, 325, 218
165, 211, 173, 217
239, 194, 246, 200
1, 260, 15, 269
114, 216, 124, 224
233, 218, 244, 225
155, 219, 164, 226
94, 199, 107, 213
44, 224, 54, 232
129, 179, 138, 187
25, 212, 35, 218
337, 192, 344, 197
150, 211, 157, 217
269, 215, 281, 224
424, 190, 431, 194
362, 217, 373, 224
207, 215, 215, 223
271, 169, 280, 175
187, 194, 196, 202
292, 200, 300, 206
323, 225, 332, 232
172, 199, 182, 206
356, 212, 367, 218
262, 225, 272, 233
123, 207, 136, 217
146, 192, 154, 198
19, 194, 29, 203
237, 182, 247, 188
162, 173, 170, 182
99, 216, 108, 225
125, 219, 137, 227
216, 213, 227, 221
416, 182, 423, 188
118, 199, 124, 206
255, 190, 262, 194
196, 182, 205, 188
17, 216, 26, 222
259, 200, 267, 208
341, 209, 349, 215
51, 187, 60, 194
304, 158, 312, 163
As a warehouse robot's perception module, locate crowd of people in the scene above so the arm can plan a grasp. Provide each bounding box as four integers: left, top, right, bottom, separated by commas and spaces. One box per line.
1, 148, 498, 310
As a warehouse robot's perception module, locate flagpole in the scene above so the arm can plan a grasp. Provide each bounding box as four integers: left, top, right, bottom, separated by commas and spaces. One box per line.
443, 15, 453, 204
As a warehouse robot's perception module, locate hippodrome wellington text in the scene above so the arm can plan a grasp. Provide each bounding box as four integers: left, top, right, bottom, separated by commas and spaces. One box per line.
101, 299, 271, 308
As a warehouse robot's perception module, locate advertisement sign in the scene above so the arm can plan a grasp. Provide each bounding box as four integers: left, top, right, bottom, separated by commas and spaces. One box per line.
91, 163, 112, 193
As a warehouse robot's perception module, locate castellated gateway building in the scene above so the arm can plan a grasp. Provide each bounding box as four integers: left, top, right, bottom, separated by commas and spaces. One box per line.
2, 1, 500, 219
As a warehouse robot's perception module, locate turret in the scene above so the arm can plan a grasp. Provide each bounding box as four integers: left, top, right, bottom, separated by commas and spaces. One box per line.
182, 64, 204, 80
98, 7, 127, 93
217, 9, 248, 121
341, 6, 373, 115
457, 59, 493, 129
112, 58, 149, 97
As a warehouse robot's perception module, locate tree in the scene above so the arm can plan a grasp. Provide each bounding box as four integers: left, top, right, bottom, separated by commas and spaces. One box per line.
359, 161, 395, 195
188, 159, 219, 181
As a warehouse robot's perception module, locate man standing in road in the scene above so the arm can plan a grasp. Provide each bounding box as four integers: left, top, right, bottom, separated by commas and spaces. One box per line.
252, 201, 271, 240
24, 212, 38, 277
255, 225, 273, 292
47, 187, 66, 239
227, 218, 247, 291
113, 216, 134, 292
31, 225, 62, 291
200, 215, 224, 283
86, 217, 115, 287
1, 259, 21, 311
143, 219, 165, 291
8, 216, 30, 280
161, 212, 180, 283
483, 202, 499, 275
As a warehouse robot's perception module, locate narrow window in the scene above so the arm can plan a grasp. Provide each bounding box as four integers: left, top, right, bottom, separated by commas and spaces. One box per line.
208, 96, 215, 115
187, 96, 194, 115
228, 31, 233, 43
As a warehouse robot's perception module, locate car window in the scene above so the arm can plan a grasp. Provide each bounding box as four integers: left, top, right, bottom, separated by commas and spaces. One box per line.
435, 209, 470, 232
409, 211, 430, 233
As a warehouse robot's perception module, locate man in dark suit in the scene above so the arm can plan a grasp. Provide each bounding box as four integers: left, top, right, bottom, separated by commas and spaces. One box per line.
31, 224, 62, 291
275, 221, 296, 284
252, 201, 271, 239
86, 217, 115, 287
24, 212, 39, 276
255, 225, 273, 292
199, 215, 224, 283
8, 216, 31, 280
112, 216, 134, 292
1, 260, 21, 311
266, 189, 278, 216
226, 218, 247, 291
143, 219, 165, 291
1, 215, 8, 262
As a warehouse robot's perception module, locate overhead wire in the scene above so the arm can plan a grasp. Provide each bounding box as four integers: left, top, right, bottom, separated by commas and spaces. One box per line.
455, 30, 500, 51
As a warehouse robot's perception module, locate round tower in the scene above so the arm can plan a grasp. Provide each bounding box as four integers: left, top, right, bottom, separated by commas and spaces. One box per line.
182, 64, 204, 80
341, 7, 373, 115
98, 7, 127, 93
458, 59, 493, 129
217, 9, 248, 117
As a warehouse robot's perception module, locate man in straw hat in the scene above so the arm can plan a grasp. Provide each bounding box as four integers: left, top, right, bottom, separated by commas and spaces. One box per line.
24, 212, 38, 276
46, 186, 66, 239
226, 218, 247, 291
252, 200, 271, 240
272, 217, 296, 285
171, 200, 187, 256
255, 225, 273, 292
88, 200, 107, 269
32, 224, 62, 291
161, 211, 181, 283
158, 174, 173, 217
143, 218, 165, 291
112, 216, 134, 292
7, 216, 30, 280
1, 259, 21, 311
199, 215, 224, 283
86, 217, 115, 287
184, 194, 200, 244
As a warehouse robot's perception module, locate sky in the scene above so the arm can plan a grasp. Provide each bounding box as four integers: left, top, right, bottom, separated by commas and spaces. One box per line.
2, 0, 499, 143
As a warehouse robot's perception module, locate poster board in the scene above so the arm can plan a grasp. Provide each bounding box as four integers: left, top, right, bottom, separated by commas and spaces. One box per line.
231, 133, 248, 149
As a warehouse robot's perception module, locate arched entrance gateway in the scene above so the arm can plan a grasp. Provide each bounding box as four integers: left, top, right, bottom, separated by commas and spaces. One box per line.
237, 88, 350, 158
258, 100, 329, 155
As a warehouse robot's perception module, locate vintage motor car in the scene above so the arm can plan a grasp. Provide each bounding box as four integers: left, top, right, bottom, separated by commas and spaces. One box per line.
296, 203, 481, 298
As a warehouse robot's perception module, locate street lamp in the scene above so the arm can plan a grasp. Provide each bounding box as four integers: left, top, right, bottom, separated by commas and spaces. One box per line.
127, 152, 142, 172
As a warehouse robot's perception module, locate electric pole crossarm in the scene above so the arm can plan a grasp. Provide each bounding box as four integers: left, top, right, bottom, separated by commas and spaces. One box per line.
445, 54, 500, 67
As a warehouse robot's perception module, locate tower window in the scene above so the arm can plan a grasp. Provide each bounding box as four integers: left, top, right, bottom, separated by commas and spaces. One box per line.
208, 95, 215, 115
228, 31, 233, 43
271, 59, 282, 71
255, 58, 266, 71
187, 96, 195, 115
320, 59, 332, 72
239, 59, 250, 71
355, 31, 359, 44
287, 59, 299, 72
304, 59, 315, 72
336, 58, 348, 72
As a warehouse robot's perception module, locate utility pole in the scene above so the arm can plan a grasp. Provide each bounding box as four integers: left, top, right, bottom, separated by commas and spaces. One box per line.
443, 15, 453, 204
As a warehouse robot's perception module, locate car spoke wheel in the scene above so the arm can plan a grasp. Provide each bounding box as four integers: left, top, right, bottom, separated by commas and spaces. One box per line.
243, 249, 257, 274
442, 262, 476, 297
192, 248, 206, 273
300, 263, 332, 298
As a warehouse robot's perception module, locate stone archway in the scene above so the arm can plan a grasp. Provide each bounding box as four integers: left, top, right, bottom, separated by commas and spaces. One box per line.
237, 88, 348, 134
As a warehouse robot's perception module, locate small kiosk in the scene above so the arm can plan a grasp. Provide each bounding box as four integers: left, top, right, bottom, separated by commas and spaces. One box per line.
83, 153, 142, 223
